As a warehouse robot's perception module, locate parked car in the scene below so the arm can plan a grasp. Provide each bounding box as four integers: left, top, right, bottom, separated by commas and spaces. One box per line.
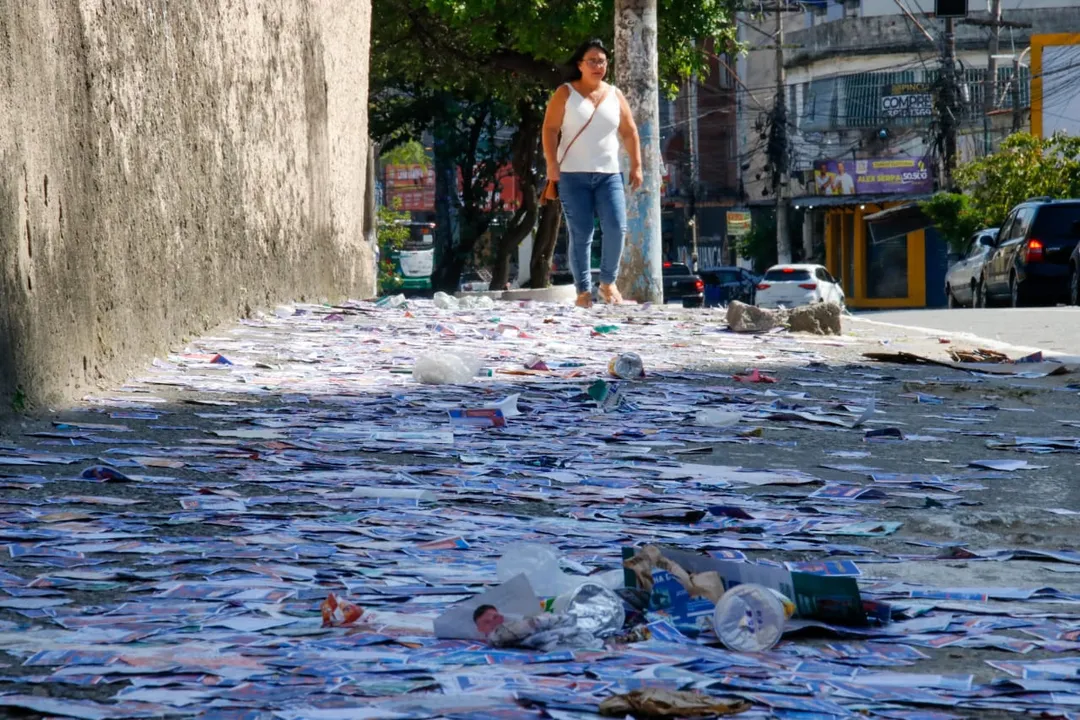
978, 199, 1080, 308
662, 262, 705, 308
699, 266, 759, 307
945, 228, 998, 308
1065, 231, 1080, 306
755, 264, 845, 309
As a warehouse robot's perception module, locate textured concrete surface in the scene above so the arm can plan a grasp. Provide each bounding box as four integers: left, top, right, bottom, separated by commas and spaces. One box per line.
0, 0, 374, 409
787, 301, 842, 335
854, 308, 1080, 357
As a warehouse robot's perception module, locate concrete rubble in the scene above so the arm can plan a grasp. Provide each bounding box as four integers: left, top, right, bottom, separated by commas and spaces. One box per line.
725, 300, 842, 336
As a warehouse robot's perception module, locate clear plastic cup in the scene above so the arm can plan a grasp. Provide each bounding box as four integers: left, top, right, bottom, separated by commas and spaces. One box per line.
608, 352, 644, 379
712, 583, 794, 652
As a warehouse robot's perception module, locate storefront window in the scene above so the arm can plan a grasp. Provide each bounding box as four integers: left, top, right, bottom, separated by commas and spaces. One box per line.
865, 233, 908, 299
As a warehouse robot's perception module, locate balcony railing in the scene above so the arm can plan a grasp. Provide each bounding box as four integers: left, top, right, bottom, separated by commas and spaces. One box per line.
800, 67, 1030, 131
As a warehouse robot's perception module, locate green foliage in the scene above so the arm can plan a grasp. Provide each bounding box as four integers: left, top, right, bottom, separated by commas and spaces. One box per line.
736, 214, 778, 273
370, 0, 740, 140
380, 140, 431, 168
377, 203, 412, 294
920, 193, 983, 252
923, 133, 1080, 250
369, 0, 740, 282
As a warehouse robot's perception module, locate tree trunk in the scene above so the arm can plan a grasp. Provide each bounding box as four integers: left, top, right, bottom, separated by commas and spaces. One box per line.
489, 231, 516, 290
614, 0, 664, 303
529, 201, 562, 288
490, 100, 542, 290
432, 105, 491, 293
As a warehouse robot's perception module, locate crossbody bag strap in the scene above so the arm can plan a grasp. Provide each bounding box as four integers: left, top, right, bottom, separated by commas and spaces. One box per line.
557, 86, 610, 167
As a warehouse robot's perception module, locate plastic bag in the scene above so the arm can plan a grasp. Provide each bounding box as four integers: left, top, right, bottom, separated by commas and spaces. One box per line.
459, 295, 495, 310
433, 292, 459, 309
434, 292, 495, 310
496, 543, 579, 596
413, 352, 482, 385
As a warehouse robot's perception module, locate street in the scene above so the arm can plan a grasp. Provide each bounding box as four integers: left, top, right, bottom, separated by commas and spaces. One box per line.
856, 307, 1080, 356
1, 300, 1080, 718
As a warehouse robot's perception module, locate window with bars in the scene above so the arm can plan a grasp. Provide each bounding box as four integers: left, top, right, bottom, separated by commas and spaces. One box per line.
797, 66, 1031, 131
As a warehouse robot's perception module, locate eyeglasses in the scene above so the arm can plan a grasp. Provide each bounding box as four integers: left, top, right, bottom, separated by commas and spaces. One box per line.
583, 58, 608, 68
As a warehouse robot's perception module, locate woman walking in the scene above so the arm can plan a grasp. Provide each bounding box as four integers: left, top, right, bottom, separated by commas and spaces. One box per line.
542, 39, 643, 307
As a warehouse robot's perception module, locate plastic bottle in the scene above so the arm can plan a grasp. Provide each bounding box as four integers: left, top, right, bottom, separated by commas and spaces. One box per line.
695, 409, 742, 428
712, 584, 795, 652
376, 294, 408, 309
608, 352, 644, 380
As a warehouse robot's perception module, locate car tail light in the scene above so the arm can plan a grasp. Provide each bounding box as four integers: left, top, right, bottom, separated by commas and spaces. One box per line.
798, 283, 818, 290
757, 283, 770, 290
663, 262, 672, 268
1025, 238, 1044, 263
694, 279, 704, 292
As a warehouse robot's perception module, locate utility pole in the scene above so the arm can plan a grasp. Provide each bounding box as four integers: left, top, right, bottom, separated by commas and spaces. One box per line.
687, 70, 700, 273
983, 0, 1002, 155
615, 0, 664, 303
961, 15, 1032, 140
1012, 55, 1023, 132
773, 4, 791, 264
941, 17, 958, 189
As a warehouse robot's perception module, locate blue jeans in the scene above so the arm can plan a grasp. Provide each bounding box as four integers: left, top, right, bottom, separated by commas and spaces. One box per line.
558, 172, 627, 293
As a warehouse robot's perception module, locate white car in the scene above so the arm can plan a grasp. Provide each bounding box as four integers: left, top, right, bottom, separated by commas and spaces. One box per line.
755, 264, 845, 309
945, 228, 997, 308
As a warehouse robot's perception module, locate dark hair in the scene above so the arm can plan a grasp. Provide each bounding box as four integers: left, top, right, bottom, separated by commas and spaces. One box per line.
566, 39, 610, 81
473, 604, 497, 622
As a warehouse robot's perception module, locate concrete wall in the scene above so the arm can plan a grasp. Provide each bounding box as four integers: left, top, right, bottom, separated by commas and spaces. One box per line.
737, 5, 1080, 204
736, 13, 782, 209
787, 7, 1080, 66
0, 1, 374, 408
861, 0, 1079, 17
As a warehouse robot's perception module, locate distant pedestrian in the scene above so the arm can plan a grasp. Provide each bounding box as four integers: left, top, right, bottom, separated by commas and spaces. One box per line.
542, 39, 643, 308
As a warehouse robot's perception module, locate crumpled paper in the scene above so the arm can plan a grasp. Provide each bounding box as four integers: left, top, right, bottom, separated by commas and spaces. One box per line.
320, 592, 364, 627
599, 689, 750, 718
623, 545, 725, 603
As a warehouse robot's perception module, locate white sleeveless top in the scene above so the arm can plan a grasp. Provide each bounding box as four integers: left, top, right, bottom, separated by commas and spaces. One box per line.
558, 83, 622, 174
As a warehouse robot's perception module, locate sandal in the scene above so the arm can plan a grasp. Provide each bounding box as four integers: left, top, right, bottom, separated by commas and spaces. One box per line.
599, 283, 623, 305
575, 291, 594, 308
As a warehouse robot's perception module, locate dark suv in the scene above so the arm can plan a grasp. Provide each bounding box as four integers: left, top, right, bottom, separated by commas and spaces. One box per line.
978, 199, 1080, 308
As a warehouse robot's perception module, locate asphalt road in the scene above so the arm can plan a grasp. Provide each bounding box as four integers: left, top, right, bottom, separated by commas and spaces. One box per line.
855, 307, 1080, 356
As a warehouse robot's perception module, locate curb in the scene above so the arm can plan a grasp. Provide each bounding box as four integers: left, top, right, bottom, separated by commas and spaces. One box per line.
846, 315, 1076, 361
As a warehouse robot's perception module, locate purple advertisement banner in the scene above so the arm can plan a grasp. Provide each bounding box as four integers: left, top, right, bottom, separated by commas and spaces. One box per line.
812, 157, 932, 196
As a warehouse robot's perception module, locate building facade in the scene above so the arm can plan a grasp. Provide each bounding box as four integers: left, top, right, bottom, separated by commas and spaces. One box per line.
661, 40, 744, 270
736, 0, 1080, 307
